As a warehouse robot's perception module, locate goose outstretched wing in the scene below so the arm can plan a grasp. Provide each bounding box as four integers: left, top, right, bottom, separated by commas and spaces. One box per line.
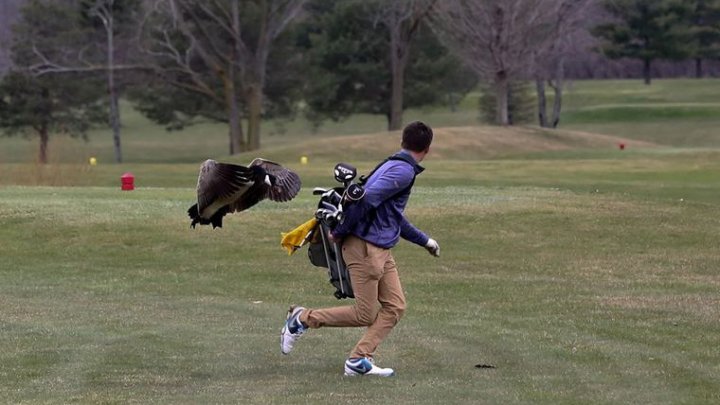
196, 159, 254, 214
249, 158, 302, 202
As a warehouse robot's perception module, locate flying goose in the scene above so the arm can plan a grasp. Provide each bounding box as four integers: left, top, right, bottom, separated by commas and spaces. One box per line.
188, 158, 302, 228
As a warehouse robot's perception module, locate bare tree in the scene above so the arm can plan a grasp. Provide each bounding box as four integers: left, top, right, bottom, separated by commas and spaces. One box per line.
371, 0, 437, 131
430, 0, 568, 125
22, 0, 144, 163
91, 0, 123, 163
0, 0, 25, 76
535, 0, 595, 128
140, 0, 306, 153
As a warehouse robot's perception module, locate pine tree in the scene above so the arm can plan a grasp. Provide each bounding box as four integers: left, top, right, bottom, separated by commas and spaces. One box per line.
0, 71, 105, 163
593, 0, 693, 84
688, 0, 720, 77
300, 0, 474, 131
0, 0, 107, 164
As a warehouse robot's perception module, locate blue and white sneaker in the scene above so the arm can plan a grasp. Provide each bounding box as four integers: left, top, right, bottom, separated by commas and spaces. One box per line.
280, 305, 306, 355
344, 357, 395, 377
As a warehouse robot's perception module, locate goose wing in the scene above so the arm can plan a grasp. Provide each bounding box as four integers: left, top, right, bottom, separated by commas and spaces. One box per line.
196, 159, 254, 215
248, 158, 302, 202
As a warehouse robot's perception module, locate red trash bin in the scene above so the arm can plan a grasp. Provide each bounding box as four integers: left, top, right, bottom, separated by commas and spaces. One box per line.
121, 172, 135, 191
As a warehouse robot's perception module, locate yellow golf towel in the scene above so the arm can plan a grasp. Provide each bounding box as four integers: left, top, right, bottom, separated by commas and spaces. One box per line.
280, 218, 318, 255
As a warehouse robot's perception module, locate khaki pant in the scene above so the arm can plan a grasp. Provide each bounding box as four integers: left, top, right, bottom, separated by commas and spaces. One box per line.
299, 235, 406, 359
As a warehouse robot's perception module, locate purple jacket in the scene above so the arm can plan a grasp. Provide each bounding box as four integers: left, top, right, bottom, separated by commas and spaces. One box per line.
332, 150, 428, 249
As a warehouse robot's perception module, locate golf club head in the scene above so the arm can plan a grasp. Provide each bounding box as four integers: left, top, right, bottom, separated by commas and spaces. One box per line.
334, 163, 357, 184
315, 206, 343, 227
322, 189, 342, 204
344, 183, 365, 202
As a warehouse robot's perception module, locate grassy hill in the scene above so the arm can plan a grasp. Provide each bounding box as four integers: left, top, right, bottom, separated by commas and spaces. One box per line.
0, 109, 653, 167
559, 79, 720, 147
0, 124, 656, 188
230, 126, 654, 164
2, 78, 720, 167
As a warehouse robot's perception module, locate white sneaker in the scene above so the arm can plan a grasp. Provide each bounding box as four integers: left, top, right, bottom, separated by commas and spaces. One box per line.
280, 306, 306, 355
344, 357, 395, 377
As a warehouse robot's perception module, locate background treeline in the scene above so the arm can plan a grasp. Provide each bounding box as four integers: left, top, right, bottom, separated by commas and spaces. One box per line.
3, 0, 720, 81
1, 0, 719, 163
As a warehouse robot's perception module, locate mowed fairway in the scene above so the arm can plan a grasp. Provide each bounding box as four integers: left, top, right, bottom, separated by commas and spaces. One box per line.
1, 79, 720, 403
1, 152, 719, 403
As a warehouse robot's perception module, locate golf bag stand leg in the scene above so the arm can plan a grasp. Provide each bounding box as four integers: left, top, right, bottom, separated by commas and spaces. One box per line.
317, 222, 354, 299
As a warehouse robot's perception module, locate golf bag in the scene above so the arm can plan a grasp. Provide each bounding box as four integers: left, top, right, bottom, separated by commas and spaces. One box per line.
307, 163, 365, 299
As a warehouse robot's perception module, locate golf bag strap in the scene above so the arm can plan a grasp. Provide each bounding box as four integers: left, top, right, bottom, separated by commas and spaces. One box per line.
358, 154, 417, 236
358, 153, 417, 186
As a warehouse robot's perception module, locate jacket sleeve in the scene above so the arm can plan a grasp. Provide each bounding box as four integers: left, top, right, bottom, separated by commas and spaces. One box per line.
400, 216, 429, 246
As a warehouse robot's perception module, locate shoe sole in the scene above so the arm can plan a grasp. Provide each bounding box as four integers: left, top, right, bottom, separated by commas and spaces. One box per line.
343, 371, 395, 377
280, 305, 303, 355
344, 365, 395, 377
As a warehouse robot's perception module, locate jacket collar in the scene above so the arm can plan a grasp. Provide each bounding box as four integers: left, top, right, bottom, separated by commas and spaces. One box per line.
396, 150, 425, 175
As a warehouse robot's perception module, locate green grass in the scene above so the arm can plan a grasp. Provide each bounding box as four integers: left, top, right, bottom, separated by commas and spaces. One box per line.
1, 154, 719, 403
563, 105, 720, 123
559, 79, 720, 147
561, 79, 720, 107
1, 78, 720, 403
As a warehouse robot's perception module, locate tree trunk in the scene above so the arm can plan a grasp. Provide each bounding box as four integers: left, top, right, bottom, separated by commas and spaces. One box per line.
388, 33, 409, 131
447, 92, 459, 112
109, 87, 122, 163
246, 84, 263, 151
228, 119, 244, 154
535, 78, 547, 128
227, 0, 245, 155
104, 3, 122, 163
695, 58, 703, 78
495, 72, 509, 125
227, 87, 244, 155
385, 2, 428, 131
550, 56, 564, 128
551, 83, 562, 128
389, 61, 405, 131
224, 66, 245, 154
643, 59, 652, 85
38, 124, 49, 164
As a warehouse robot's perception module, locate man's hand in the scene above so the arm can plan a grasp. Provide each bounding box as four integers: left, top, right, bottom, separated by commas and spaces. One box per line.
425, 238, 440, 257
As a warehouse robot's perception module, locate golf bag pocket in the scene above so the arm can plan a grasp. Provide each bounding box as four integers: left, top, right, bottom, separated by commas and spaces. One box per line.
307, 224, 354, 299
308, 240, 328, 268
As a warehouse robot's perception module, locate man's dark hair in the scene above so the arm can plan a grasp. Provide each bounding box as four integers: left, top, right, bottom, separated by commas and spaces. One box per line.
401, 121, 433, 152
